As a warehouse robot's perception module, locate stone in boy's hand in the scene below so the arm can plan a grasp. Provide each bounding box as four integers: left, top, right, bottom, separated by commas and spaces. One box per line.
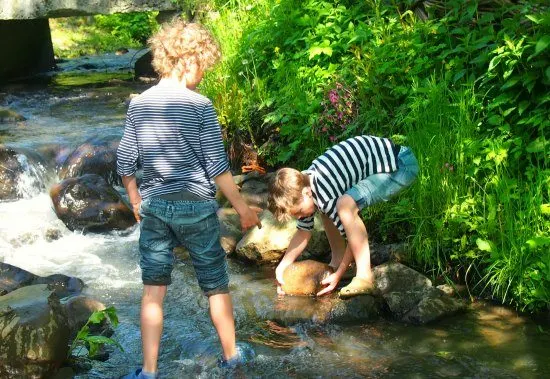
281, 260, 333, 296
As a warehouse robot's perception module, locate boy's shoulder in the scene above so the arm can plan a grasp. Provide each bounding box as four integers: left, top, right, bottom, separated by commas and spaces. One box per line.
129, 83, 212, 107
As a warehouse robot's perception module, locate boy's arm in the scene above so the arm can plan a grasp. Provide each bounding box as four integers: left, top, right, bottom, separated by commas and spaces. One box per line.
214, 171, 262, 231
317, 245, 353, 296
275, 229, 312, 293
122, 175, 141, 222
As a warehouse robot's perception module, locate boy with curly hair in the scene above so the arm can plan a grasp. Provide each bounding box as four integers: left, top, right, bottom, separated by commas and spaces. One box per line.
268, 135, 418, 298
117, 20, 260, 379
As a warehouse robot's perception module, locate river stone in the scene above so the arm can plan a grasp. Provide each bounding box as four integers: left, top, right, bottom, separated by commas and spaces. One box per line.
0, 284, 70, 378
0, 108, 25, 123
235, 211, 330, 263
282, 260, 333, 296
50, 174, 136, 233
374, 262, 432, 294
402, 287, 466, 324
0, 262, 84, 297
63, 295, 109, 338
58, 134, 121, 186
217, 208, 244, 254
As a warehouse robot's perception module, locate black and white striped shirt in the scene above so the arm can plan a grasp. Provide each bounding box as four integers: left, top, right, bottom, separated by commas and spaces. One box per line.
297, 135, 400, 235
116, 79, 230, 199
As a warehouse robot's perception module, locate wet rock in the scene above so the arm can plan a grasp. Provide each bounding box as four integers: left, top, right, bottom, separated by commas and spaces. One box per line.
62, 296, 108, 337
282, 260, 333, 296
0, 108, 25, 123
0, 284, 70, 378
0, 145, 47, 200
217, 208, 243, 254
45, 227, 63, 241
58, 134, 122, 186
374, 262, 432, 294
50, 174, 136, 233
402, 287, 466, 324
0, 262, 84, 297
0, 262, 37, 295
374, 263, 466, 324
134, 50, 155, 78
235, 211, 329, 263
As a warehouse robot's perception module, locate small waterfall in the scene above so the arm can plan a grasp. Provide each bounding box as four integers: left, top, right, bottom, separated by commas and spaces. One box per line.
15, 153, 48, 198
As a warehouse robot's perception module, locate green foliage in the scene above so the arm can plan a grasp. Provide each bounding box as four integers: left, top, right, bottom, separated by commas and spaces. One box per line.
68, 306, 123, 360
197, 0, 549, 312
94, 13, 159, 44
50, 13, 159, 58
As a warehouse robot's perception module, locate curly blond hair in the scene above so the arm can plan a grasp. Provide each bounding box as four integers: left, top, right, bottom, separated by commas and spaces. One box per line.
267, 168, 310, 222
148, 19, 221, 80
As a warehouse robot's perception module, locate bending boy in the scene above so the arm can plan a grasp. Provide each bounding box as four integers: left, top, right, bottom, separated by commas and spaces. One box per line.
268, 135, 418, 298
117, 20, 261, 379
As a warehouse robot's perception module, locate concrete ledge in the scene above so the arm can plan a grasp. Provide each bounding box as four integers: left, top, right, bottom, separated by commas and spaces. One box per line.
1, 0, 178, 20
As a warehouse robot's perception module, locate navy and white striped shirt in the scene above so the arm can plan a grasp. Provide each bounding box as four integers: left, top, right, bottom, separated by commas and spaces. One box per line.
297, 135, 400, 235
116, 79, 230, 199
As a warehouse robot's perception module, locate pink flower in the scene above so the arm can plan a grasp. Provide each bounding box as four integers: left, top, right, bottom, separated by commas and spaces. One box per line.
322, 127, 328, 132
330, 135, 337, 142
328, 90, 339, 104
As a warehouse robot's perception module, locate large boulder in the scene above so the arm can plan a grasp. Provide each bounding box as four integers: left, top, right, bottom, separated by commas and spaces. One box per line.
0, 285, 70, 378
50, 174, 136, 232
374, 263, 466, 324
58, 134, 121, 186
235, 211, 330, 263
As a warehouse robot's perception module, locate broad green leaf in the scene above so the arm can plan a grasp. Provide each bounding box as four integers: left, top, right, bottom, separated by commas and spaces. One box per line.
89, 310, 106, 324
526, 138, 547, 153
308, 46, 333, 59
526, 237, 550, 250
535, 35, 550, 55
476, 238, 493, 252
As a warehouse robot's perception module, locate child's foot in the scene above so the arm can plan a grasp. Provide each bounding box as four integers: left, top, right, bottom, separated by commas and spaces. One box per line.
218, 342, 256, 369
339, 276, 377, 298
120, 368, 158, 379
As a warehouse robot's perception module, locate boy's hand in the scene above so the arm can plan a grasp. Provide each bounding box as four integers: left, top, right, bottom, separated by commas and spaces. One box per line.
317, 272, 341, 296
237, 205, 262, 231
275, 260, 291, 295
131, 199, 142, 223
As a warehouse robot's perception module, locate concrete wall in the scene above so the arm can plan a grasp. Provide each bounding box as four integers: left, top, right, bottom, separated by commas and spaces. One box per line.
0, 0, 177, 20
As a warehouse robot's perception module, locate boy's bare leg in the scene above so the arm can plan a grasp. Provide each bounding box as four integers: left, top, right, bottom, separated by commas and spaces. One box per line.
336, 195, 373, 282
141, 284, 167, 373
209, 293, 237, 360
320, 213, 346, 269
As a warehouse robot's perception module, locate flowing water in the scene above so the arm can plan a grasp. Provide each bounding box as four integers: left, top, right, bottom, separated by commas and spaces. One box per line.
1, 63, 549, 378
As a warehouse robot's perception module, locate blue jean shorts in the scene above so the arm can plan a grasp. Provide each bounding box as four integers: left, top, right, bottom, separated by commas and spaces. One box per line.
138, 197, 228, 296
346, 146, 419, 209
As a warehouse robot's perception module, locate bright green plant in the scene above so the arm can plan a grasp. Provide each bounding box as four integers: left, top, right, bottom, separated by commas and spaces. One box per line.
68, 306, 123, 359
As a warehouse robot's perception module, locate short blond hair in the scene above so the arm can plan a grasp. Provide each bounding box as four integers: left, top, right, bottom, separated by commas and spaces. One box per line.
268, 168, 310, 222
149, 19, 221, 80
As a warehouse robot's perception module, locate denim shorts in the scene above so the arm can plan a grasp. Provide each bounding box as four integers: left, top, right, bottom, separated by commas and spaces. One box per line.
346, 146, 419, 210
138, 197, 228, 296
